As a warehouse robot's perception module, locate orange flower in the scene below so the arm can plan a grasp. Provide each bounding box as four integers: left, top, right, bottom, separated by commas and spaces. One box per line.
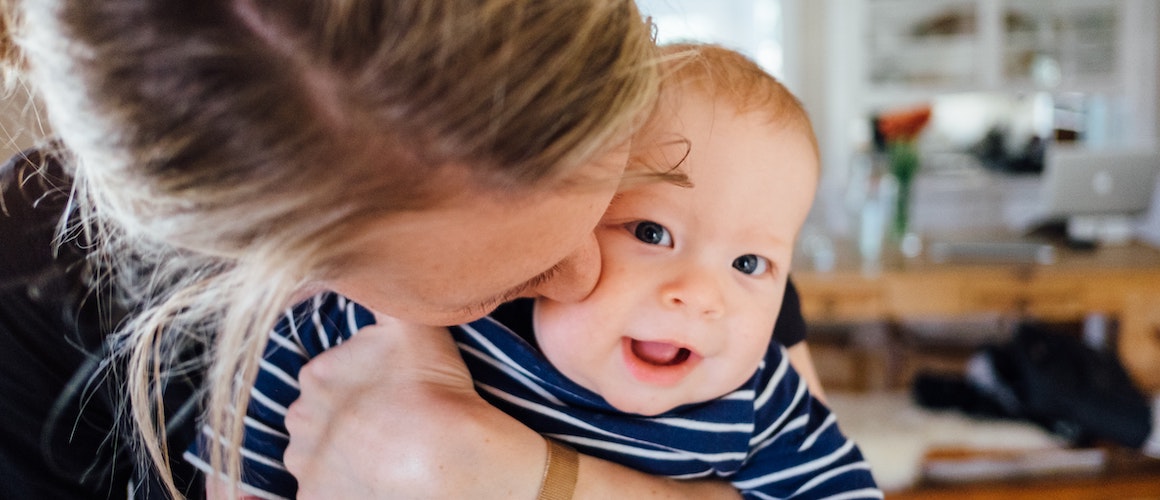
877, 104, 932, 143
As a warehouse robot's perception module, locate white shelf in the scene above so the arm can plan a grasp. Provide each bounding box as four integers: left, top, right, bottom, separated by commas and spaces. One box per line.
810, 0, 1157, 239
861, 0, 1128, 110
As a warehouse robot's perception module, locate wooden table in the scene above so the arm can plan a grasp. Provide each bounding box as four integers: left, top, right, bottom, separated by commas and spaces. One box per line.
797, 236, 1160, 497
793, 236, 1160, 392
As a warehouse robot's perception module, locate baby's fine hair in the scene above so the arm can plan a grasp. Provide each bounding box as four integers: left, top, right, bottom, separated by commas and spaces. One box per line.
662, 43, 818, 155
0, 0, 660, 495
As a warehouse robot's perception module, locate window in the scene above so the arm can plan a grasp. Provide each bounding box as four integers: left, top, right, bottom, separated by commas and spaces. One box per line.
636, 0, 786, 81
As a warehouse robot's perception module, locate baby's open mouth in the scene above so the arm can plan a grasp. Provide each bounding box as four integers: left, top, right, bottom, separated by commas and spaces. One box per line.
630, 339, 692, 366
622, 338, 702, 387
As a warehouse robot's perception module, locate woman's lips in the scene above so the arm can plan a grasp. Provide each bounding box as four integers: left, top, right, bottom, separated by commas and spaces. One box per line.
622, 338, 701, 386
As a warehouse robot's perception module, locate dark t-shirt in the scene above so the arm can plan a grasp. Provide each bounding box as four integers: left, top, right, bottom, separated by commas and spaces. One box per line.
0, 150, 202, 499
775, 278, 808, 347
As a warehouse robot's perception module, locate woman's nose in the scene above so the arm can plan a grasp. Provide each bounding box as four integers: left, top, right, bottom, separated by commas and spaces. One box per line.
660, 266, 725, 320
529, 233, 601, 303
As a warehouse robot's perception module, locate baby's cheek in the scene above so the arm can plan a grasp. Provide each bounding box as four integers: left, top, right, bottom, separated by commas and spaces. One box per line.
731, 335, 775, 377
535, 302, 603, 373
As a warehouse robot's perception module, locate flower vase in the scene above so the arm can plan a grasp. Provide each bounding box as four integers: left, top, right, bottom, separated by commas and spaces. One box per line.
888, 141, 919, 241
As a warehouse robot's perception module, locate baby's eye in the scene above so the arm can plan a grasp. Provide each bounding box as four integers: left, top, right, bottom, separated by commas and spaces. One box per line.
733, 254, 770, 275
630, 221, 673, 247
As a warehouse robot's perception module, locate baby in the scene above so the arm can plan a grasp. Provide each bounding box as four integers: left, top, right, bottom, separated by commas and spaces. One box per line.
455, 44, 879, 498
197, 44, 880, 499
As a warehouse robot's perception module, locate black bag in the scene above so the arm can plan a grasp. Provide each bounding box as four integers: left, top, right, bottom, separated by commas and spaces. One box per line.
914, 322, 1152, 448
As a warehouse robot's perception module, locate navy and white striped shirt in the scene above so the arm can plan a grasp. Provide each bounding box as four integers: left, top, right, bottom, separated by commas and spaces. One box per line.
186, 292, 880, 499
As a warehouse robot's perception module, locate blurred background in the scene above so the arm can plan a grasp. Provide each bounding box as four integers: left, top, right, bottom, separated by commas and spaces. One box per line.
635, 0, 1160, 496
637, 0, 1159, 244
1, 1, 1158, 496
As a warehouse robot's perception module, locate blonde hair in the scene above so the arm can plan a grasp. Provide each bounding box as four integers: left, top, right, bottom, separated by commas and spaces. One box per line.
623, 44, 818, 192
660, 43, 818, 157
1, 0, 659, 496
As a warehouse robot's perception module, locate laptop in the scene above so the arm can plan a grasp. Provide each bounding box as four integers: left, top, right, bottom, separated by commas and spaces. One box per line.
1040, 146, 1160, 219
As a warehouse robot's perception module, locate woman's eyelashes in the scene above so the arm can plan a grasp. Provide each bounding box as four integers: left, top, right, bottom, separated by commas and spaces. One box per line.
629, 220, 673, 247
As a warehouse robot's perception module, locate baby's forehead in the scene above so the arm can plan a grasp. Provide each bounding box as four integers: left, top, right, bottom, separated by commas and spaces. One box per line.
643, 45, 819, 154
629, 92, 816, 165
639, 82, 813, 141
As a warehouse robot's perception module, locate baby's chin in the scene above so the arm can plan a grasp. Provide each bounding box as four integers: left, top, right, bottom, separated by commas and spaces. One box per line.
600, 391, 703, 417
596, 371, 756, 416
604, 398, 677, 417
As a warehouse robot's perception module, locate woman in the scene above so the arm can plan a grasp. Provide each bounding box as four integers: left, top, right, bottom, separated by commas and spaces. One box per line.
0, 0, 824, 498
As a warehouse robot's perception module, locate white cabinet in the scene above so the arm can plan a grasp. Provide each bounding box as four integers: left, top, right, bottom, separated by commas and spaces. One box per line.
808, 0, 1157, 237
860, 0, 1140, 108
1001, 0, 1121, 88
866, 0, 984, 94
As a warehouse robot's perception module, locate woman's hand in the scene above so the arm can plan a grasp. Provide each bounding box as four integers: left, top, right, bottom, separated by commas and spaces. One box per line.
283, 314, 545, 499
283, 314, 741, 499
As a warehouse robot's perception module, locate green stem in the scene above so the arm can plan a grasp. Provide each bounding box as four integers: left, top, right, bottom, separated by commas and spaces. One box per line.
894, 175, 911, 238
889, 142, 919, 239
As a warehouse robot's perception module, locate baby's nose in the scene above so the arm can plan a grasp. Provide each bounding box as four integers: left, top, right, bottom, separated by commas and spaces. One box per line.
660, 266, 725, 320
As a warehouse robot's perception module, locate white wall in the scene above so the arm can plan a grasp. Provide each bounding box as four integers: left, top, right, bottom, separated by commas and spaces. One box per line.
1133, 5, 1160, 246
636, 0, 789, 85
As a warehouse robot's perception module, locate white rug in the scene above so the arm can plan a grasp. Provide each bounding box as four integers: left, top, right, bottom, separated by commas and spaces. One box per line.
825, 391, 1067, 491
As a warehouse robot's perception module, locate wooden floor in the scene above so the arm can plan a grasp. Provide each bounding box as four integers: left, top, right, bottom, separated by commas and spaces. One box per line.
888, 449, 1160, 499
889, 475, 1160, 500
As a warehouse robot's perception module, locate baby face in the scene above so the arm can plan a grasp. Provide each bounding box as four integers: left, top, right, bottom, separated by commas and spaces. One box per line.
533, 88, 819, 416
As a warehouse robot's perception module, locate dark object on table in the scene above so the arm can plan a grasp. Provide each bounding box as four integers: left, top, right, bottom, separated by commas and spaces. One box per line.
913, 322, 1152, 449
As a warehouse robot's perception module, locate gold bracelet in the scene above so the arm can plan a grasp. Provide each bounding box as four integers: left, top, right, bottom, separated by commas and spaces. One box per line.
537, 438, 579, 500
